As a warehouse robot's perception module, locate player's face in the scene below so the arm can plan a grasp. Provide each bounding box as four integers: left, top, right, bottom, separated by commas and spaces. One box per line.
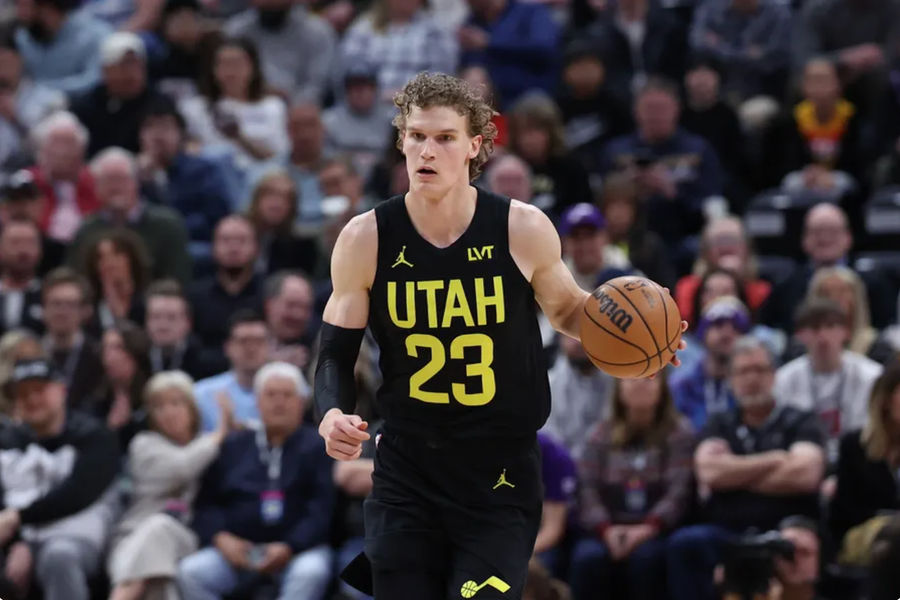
402, 106, 481, 198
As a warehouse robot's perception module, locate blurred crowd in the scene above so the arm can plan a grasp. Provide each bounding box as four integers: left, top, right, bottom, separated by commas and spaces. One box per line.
0, 0, 898, 599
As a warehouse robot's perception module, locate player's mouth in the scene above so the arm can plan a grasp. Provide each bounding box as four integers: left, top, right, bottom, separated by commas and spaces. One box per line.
416, 166, 438, 177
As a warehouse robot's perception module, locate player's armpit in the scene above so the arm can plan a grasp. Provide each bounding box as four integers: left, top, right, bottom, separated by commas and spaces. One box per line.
323, 211, 378, 329
508, 201, 589, 339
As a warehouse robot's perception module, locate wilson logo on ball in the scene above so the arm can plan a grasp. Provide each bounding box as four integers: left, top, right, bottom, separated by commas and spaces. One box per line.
593, 290, 634, 333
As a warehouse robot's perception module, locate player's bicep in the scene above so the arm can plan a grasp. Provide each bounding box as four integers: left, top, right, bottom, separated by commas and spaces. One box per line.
322, 212, 377, 330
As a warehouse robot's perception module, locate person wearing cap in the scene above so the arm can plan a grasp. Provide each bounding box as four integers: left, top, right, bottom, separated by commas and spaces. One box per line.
669, 295, 749, 431
667, 335, 825, 600
559, 202, 632, 292
12, 0, 112, 96
689, 0, 791, 103
0, 37, 66, 174
178, 361, 334, 600
0, 170, 67, 275
774, 297, 882, 470
0, 358, 119, 600
224, 0, 337, 104
322, 63, 394, 183
70, 31, 170, 156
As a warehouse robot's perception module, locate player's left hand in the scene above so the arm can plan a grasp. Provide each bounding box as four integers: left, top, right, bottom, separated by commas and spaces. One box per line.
258, 543, 293, 574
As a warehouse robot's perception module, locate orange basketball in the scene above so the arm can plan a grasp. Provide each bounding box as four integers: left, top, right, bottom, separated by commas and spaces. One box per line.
579, 276, 682, 378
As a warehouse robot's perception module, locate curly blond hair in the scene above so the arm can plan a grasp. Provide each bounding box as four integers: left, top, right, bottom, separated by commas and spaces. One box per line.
393, 72, 497, 180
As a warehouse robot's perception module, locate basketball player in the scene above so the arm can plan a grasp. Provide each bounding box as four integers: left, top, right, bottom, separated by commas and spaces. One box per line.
315, 72, 686, 599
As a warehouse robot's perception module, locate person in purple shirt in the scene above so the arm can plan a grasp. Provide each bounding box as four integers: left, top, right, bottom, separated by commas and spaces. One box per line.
535, 432, 577, 576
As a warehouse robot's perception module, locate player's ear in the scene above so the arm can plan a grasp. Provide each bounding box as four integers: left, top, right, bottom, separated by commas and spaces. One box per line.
468, 134, 482, 160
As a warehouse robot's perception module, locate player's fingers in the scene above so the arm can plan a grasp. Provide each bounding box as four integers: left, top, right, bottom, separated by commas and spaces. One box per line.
669, 355, 682, 367
680, 320, 688, 332
347, 414, 364, 427
357, 421, 369, 431
335, 418, 371, 441
327, 443, 363, 461
678, 338, 688, 351
329, 439, 363, 456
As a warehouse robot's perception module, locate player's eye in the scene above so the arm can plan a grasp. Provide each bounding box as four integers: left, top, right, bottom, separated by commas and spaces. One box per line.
411, 132, 425, 141
439, 135, 453, 142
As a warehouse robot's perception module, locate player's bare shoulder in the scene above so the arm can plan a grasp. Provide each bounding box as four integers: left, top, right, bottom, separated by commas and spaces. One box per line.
331, 209, 379, 291
508, 199, 562, 281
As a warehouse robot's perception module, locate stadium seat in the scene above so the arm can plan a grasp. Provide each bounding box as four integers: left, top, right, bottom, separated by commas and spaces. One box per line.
861, 186, 900, 252
743, 189, 831, 261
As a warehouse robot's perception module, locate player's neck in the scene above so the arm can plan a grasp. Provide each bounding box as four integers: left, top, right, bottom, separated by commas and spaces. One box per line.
405, 184, 477, 249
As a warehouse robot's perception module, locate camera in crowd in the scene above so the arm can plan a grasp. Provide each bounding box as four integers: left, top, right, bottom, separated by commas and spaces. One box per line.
721, 530, 795, 600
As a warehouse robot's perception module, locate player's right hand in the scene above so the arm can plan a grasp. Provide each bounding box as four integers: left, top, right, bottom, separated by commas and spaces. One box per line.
319, 408, 371, 461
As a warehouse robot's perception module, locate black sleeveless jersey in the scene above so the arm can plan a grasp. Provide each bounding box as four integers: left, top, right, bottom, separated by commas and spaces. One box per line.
368, 188, 551, 440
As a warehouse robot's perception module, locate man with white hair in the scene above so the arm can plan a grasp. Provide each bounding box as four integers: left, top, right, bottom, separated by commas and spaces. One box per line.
67, 146, 191, 284
485, 154, 533, 204
70, 31, 169, 156
179, 361, 334, 600
27, 111, 100, 243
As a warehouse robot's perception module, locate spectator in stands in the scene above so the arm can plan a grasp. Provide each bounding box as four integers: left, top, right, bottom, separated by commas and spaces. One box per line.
671, 296, 749, 431
28, 111, 100, 244
145, 280, 221, 380
81, 229, 150, 334
189, 215, 263, 354
0, 38, 65, 174
178, 362, 332, 600
560, 203, 630, 292
0, 330, 43, 416
507, 94, 593, 216
69, 147, 191, 285
224, 0, 336, 104
689, 0, 791, 103
571, 374, 694, 600
144, 0, 220, 102
775, 298, 882, 470
830, 361, 900, 569
40, 267, 103, 408
316, 156, 364, 216
675, 216, 771, 325
535, 432, 577, 575
600, 78, 723, 261
193, 310, 270, 431
0, 170, 66, 274
806, 266, 895, 363
264, 271, 316, 371
774, 516, 823, 600
179, 37, 289, 175
322, 63, 394, 182
246, 169, 319, 276
578, 0, 687, 107
137, 95, 233, 247
459, 64, 508, 148
796, 0, 900, 113
282, 102, 326, 224
0, 358, 119, 600
0, 219, 44, 336
524, 559, 572, 600
542, 334, 614, 461
107, 371, 230, 600
340, 0, 456, 102
459, 0, 559, 108
680, 55, 747, 203
765, 58, 863, 194
71, 32, 170, 157
599, 173, 675, 289
81, 0, 165, 31
485, 154, 533, 204
13, 0, 111, 96
555, 40, 632, 173
667, 336, 826, 600
761, 202, 894, 331
82, 321, 151, 450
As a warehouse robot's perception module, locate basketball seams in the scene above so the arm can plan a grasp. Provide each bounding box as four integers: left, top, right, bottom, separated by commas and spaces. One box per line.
604, 281, 663, 373
583, 346, 651, 377
654, 283, 680, 352
581, 304, 651, 359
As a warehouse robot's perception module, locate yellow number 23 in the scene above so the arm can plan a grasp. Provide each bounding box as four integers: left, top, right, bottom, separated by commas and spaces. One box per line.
405, 333, 496, 406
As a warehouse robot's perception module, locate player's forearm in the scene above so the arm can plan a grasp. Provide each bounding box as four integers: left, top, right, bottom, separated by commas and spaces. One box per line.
314, 323, 365, 417
550, 291, 590, 340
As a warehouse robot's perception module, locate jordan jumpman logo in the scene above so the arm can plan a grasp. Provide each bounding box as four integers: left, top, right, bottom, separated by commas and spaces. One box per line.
391, 245, 414, 268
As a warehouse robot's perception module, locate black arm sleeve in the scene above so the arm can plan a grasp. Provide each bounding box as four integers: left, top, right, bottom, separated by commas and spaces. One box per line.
314, 323, 366, 419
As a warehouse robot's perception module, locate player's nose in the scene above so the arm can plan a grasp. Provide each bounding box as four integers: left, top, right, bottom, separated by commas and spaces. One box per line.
419, 138, 436, 158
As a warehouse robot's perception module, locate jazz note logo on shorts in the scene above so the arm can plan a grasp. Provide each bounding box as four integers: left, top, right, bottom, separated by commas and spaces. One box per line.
460, 576, 510, 598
